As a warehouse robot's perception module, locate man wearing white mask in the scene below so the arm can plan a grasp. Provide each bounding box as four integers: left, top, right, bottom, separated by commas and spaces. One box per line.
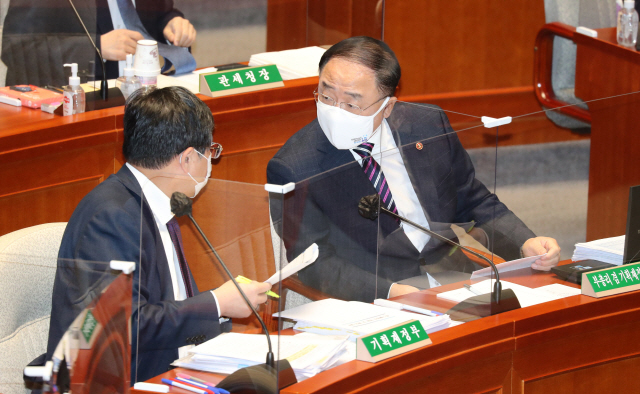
46, 86, 271, 382
267, 36, 561, 303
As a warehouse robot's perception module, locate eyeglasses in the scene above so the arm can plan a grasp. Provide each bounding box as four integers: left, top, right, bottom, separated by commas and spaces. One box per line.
210, 142, 223, 159
313, 89, 387, 115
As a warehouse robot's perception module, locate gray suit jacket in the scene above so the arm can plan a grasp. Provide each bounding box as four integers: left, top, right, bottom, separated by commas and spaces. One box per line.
267, 102, 535, 302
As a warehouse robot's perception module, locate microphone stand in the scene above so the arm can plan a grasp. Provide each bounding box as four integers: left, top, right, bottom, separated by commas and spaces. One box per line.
358, 194, 520, 319
170, 192, 296, 393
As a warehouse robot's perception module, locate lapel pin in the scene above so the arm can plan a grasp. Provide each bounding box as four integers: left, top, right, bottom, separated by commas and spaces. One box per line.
416, 142, 423, 150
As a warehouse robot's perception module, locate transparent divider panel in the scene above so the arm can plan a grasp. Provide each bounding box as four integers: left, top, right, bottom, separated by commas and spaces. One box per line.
0, 254, 130, 394
140, 172, 281, 388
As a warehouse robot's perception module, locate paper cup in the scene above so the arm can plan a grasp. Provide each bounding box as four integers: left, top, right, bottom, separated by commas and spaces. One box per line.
133, 40, 161, 78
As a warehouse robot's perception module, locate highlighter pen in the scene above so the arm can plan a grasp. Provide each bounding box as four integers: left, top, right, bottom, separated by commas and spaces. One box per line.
175, 377, 229, 394
161, 378, 208, 394
236, 275, 279, 298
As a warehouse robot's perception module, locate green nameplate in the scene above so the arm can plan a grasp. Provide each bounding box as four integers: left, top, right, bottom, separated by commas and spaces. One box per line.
582, 261, 640, 298
199, 64, 284, 97
356, 320, 432, 363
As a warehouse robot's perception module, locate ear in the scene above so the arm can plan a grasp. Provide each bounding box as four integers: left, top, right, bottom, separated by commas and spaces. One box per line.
178, 147, 197, 173
383, 97, 398, 119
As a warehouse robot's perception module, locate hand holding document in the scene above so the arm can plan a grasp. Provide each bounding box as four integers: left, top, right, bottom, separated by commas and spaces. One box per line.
265, 243, 318, 285
470, 254, 546, 280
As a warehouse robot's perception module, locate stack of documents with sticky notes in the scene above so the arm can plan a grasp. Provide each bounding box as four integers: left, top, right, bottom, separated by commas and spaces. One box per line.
274, 299, 451, 341
571, 235, 625, 265
172, 332, 353, 381
249, 46, 327, 80
437, 280, 581, 308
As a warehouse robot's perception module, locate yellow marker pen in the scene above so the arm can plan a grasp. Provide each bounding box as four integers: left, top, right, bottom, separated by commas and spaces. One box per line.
236, 275, 279, 298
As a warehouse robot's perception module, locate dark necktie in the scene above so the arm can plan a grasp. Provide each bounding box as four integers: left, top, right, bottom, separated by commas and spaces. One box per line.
353, 142, 399, 215
116, 0, 197, 74
166, 217, 194, 297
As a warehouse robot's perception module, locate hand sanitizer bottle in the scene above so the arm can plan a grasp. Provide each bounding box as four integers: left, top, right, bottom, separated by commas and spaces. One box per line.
116, 54, 142, 99
617, 0, 639, 48
63, 63, 85, 115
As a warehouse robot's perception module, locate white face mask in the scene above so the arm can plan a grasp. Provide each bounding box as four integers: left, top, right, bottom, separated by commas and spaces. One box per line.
317, 96, 390, 150
181, 149, 212, 198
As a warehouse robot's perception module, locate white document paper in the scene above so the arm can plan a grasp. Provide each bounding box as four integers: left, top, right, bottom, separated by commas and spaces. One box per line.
265, 243, 318, 285
470, 254, 545, 280
275, 298, 450, 341
437, 280, 580, 308
173, 332, 353, 381
572, 235, 625, 265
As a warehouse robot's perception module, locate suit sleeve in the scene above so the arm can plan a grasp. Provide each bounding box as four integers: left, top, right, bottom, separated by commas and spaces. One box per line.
268, 157, 394, 302
69, 206, 223, 352
440, 110, 536, 259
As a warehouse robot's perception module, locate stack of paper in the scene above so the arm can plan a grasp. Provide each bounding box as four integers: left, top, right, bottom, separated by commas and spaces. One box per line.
172, 332, 353, 381
249, 47, 327, 80
572, 235, 625, 265
274, 299, 451, 341
437, 280, 581, 308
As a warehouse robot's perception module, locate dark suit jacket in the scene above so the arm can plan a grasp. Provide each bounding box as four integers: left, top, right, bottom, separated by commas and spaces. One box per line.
2, 0, 182, 86
47, 165, 229, 382
267, 102, 536, 302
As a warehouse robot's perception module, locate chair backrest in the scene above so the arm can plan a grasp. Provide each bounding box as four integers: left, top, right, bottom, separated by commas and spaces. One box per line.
543, 0, 616, 130
0, 222, 66, 394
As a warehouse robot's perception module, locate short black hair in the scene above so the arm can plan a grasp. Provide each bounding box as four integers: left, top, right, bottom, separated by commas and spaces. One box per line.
123, 86, 213, 169
318, 36, 401, 97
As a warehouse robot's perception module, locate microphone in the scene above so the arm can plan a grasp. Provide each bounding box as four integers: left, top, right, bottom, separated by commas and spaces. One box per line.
61, 0, 125, 112
170, 192, 296, 393
358, 194, 520, 317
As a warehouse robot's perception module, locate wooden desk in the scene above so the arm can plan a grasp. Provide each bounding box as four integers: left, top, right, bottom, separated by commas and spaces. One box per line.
0, 77, 318, 238
134, 264, 640, 393
571, 28, 640, 241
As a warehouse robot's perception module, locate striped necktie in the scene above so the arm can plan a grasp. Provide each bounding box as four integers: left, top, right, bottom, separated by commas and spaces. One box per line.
353, 142, 398, 215
166, 217, 194, 297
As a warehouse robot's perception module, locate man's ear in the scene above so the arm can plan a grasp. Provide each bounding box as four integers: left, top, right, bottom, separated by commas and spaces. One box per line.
178, 147, 196, 173
383, 97, 398, 119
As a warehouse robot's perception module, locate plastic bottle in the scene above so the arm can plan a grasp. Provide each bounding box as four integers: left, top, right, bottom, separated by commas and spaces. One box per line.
617, 0, 639, 48
116, 54, 142, 99
63, 63, 85, 116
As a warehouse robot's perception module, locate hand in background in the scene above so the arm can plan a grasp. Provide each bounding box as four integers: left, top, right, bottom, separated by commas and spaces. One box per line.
522, 236, 561, 271
214, 280, 272, 318
101, 29, 144, 61
163, 16, 196, 47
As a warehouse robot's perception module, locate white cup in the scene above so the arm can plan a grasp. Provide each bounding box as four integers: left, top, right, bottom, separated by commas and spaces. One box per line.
133, 40, 161, 79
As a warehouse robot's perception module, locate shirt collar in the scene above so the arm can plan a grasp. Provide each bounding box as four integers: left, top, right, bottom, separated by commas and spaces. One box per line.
126, 163, 174, 224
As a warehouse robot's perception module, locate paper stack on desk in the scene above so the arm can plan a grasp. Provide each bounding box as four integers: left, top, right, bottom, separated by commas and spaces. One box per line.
249, 46, 327, 80
571, 235, 625, 264
172, 332, 353, 381
274, 299, 451, 341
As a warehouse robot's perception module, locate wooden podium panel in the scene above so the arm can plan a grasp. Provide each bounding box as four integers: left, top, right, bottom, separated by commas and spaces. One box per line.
572, 28, 640, 241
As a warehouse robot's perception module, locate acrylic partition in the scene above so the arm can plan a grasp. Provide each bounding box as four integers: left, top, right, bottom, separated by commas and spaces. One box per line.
0, 0, 268, 87
138, 171, 286, 390
0, 254, 131, 394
